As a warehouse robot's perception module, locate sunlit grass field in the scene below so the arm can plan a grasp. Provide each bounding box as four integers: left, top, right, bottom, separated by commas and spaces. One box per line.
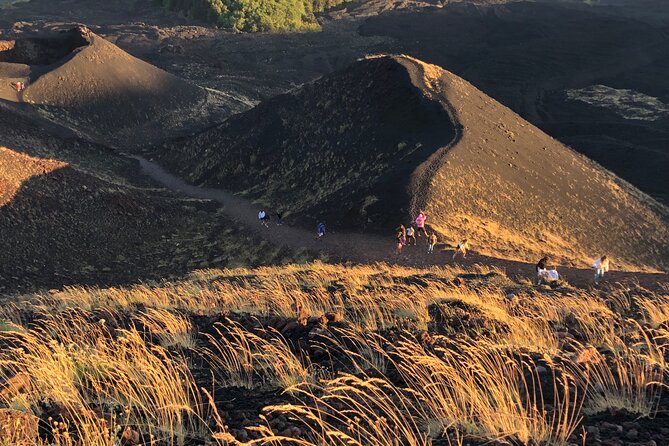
0, 262, 666, 445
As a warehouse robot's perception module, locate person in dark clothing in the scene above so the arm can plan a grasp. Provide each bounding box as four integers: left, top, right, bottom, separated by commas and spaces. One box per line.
395, 224, 406, 240
535, 256, 549, 285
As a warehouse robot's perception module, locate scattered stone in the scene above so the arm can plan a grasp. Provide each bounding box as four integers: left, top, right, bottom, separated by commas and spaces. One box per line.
0, 373, 32, 400
601, 422, 623, 433
324, 312, 342, 323
626, 429, 639, 440
308, 327, 328, 339
297, 305, 310, 326
317, 314, 328, 327
236, 428, 249, 441
121, 427, 140, 445
280, 320, 298, 334
586, 426, 600, 437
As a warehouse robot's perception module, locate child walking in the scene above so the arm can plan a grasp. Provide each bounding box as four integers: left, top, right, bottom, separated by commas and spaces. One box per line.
427, 232, 437, 254
396, 233, 406, 255
452, 239, 469, 260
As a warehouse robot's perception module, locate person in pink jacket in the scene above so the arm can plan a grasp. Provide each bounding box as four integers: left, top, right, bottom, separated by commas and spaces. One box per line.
415, 211, 428, 238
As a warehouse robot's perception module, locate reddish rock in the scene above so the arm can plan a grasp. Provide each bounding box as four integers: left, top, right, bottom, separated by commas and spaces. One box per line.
325, 312, 342, 323
0, 373, 32, 400
121, 427, 140, 445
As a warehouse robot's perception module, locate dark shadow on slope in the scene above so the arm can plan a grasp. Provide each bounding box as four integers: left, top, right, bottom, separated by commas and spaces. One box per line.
0, 165, 300, 293
0, 27, 90, 66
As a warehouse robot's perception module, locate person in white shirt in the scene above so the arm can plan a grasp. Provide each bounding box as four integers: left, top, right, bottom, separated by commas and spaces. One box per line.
592, 255, 610, 284
258, 210, 269, 227
406, 225, 416, 246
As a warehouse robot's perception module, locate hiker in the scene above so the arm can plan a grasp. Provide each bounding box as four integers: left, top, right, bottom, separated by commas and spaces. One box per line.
10, 81, 25, 92
452, 239, 469, 260
415, 211, 428, 238
276, 212, 283, 226
406, 225, 416, 246
395, 224, 406, 240
427, 232, 437, 254
396, 232, 406, 255
535, 256, 549, 285
317, 222, 326, 239
258, 210, 269, 227
592, 255, 609, 285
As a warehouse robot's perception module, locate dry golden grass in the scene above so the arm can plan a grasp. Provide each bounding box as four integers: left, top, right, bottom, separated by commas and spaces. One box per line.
0, 310, 211, 445
135, 308, 197, 349
0, 262, 666, 445
260, 374, 432, 446
201, 319, 312, 390
636, 293, 669, 328
388, 337, 581, 444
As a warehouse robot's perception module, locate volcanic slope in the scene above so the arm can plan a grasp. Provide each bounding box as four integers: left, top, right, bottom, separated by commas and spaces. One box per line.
0, 107, 301, 292
0, 27, 244, 147
156, 55, 669, 271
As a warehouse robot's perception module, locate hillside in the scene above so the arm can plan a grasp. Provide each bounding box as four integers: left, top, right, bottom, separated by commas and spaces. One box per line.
154, 56, 455, 228
0, 106, 305, 292
0, 27, 244, 147
359, 2, 669, 204
155, 55, 669, 271
0, 146, 288, 292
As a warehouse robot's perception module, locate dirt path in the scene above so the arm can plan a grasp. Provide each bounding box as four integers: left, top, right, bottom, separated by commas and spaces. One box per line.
131, 155, 669, 290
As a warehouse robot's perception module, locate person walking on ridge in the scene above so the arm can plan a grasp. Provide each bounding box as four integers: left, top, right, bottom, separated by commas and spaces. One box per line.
415, 211, 428, 238
452, 239, 469, 260
258, 210, 269, 228
396, 224, 406, 240
396, 231, 406, 255
406, 225, 416, 246
427, 232, 438, 254
317, 222, 326, 240
592, 255, 609, 285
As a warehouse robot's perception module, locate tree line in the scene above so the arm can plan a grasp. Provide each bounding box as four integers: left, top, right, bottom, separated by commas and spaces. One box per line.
157, 0, 350, 32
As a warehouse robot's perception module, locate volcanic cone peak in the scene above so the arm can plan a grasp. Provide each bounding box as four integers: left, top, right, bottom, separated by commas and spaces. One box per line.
157, 54, 669, 271
157, 55, 456, 225
0, 26, 242, 146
